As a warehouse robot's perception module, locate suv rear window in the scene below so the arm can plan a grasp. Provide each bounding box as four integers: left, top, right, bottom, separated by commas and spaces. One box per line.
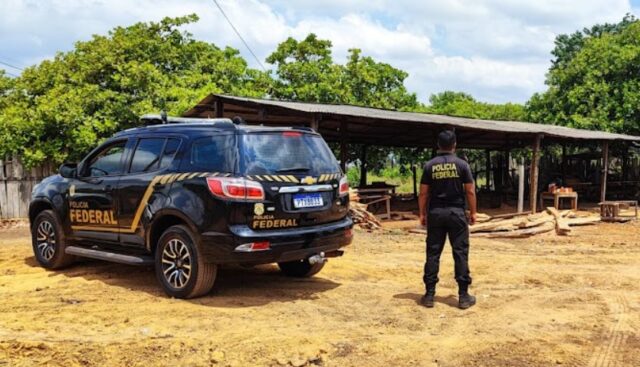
240, 132, 339, 175
191, 135, 236, 172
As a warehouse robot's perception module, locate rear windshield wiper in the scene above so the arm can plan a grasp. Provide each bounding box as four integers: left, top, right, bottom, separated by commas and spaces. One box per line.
276, 166, 310, 173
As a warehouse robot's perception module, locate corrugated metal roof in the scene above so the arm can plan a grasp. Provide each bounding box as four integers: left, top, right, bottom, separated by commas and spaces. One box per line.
185, 94, 640, 143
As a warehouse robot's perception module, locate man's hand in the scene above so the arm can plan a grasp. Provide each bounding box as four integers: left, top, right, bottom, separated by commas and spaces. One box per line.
469, 212, 477, 226
420, 215, 427, 227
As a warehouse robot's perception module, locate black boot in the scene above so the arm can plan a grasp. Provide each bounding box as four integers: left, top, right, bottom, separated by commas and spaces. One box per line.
458, 293, 475, 309
420, 288, 436, 308
458, 284, 475, 309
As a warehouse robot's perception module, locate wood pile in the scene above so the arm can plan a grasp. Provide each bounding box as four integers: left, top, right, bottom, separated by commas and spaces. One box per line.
349, 189, 382, 230
409, 208, 601, 238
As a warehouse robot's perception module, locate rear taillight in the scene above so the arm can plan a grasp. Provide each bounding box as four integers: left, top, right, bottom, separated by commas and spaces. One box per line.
339, 175, 349, 196
206, 177, 265, 201
235, 241, 271, 252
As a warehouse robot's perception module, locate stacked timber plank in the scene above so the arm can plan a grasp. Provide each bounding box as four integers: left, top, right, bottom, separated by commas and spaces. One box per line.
409, 208, 601, 238
349, 189, 382, 230
471, 208, 600, 238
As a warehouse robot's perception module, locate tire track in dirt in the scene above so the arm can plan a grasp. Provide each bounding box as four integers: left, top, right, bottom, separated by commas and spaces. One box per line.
588, 295, 630, 367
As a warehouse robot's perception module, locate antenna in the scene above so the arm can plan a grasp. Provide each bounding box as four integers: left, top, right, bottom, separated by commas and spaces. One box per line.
160, 111, 168, 124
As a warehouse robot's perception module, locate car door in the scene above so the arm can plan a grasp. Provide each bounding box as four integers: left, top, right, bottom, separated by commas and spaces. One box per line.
68, 139, 128, 244
117, 136, 181, 247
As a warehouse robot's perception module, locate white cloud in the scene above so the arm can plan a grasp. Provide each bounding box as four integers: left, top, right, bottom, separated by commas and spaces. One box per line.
0, 0, 636, 104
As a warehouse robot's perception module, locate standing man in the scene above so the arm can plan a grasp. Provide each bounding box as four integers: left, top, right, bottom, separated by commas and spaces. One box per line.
418, 130, 477, 309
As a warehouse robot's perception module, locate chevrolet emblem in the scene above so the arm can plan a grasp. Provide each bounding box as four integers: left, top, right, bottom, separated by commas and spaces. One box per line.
300, 176, 317, 185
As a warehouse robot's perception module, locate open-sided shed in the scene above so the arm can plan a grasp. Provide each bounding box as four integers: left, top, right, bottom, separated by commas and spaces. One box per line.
183, 94, 640, 212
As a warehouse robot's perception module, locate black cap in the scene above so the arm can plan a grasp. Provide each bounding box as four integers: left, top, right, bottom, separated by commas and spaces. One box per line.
437, 130, 456, 150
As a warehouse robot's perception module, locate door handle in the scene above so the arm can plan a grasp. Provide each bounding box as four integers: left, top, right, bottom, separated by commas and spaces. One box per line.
104, 184, 112, 192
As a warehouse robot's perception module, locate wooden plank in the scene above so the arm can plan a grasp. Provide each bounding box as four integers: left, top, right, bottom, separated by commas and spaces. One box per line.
517, 159, 525, 213
600, 141, 609, 202
474, 221, 555, 238
340, 121, 347, 173
6, 181, 19, 218
490, 211, 532, 220
547, 207, 571, 235
0, 180, 7, 219
530, 134, 542, 213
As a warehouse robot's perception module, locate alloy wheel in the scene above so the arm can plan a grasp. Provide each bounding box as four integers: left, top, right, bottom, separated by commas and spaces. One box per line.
161, 239, 192, 289
36, 220, 56, 261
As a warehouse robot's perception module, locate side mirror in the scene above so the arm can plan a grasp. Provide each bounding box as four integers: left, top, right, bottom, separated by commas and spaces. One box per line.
59, 163, 77, 179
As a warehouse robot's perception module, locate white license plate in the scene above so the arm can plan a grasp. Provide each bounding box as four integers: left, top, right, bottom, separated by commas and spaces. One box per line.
293, 193, 324, 208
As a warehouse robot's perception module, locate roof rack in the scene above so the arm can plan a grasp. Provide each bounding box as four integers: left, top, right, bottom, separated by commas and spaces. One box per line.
140, 113, 235, 127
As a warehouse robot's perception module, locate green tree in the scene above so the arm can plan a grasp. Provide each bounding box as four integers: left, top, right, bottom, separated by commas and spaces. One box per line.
550, 14, 636, 72
422, 91, 525, 121
527, 17, 640, 135
0, 15, 270, 167
266, 33, 418, 110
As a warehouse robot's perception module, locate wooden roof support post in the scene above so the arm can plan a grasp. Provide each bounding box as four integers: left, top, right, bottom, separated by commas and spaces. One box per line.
485, 149, 491, 190
601, 140, 609, 203
310, 114, 321, 131
359, 145, 368, 188
561, 144, 567, 185
530, 134, 543, 213
214, 99, 224, 118
340, 121, 347, 173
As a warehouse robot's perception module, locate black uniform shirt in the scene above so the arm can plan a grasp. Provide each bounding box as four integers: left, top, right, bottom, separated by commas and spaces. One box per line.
421, 152, 474, 209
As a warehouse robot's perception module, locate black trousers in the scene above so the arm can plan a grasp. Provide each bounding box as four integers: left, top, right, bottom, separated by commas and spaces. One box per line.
423, 207, 472, 292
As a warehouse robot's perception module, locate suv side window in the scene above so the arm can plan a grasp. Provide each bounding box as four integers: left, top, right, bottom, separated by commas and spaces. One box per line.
191, 135, 235, 172
159, 138, 180, 169
130, 138, 165, 173
85, 141, 127, 177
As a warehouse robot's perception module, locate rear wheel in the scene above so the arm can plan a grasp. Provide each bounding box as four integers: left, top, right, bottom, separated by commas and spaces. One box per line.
31, 210, 75, 269
155, 225, 217, 299
278, 258, 325, 277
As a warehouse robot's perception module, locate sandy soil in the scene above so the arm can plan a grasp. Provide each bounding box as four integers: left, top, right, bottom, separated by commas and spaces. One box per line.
0, 221, 639, 367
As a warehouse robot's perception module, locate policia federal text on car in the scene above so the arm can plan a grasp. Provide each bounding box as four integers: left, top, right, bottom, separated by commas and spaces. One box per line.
418, 130, 477, 309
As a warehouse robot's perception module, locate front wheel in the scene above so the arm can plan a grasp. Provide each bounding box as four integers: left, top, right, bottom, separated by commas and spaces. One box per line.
278, 258, 325, 277
31, 210, 75, 269
155, 225, 217, 299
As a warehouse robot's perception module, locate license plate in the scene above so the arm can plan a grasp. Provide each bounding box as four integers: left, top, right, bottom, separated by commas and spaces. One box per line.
293, 193, 323, 208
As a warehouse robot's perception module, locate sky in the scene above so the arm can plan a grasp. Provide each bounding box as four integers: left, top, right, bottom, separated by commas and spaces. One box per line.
1, 0, 639, 105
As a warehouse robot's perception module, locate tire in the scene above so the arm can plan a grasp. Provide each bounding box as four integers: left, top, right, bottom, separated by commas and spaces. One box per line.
155, 225, 217, 299
31, 210, 75, 269
278, 258, 325, 277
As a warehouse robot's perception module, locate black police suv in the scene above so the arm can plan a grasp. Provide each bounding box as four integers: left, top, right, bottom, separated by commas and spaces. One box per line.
29, 115, 353, 298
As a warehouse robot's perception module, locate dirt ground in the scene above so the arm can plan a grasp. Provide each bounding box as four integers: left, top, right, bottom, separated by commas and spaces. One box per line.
1, 220, 639, 367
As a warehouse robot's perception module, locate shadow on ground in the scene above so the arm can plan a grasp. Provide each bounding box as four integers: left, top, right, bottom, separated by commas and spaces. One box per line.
24, 256, 341, 307
394, 292, 459, 308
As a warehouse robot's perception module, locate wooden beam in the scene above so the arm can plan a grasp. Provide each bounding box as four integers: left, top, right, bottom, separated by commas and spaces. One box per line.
600, 141, 609, 202
412, 164, 418, 199
485, 149, 491, 190
214, 99, 224, 118
561, 144, 567, 185
359, 145, 368, 188
340, 121, 347, 173
530, 134, 543, 213
517, 158, 525, 213
310, 114, 321, 131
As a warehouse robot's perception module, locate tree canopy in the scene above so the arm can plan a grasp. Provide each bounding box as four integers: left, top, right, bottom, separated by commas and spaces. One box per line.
421, 91, 525, 121
526, 15, 640, 135
267, 34, 418, 110
0, 15, 269, 167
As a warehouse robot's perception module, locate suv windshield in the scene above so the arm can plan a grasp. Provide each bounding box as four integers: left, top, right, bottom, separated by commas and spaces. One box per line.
240, 132, 340, 176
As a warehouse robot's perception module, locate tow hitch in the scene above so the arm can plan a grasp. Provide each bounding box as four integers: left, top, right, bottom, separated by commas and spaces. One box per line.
308, 250, 344, 265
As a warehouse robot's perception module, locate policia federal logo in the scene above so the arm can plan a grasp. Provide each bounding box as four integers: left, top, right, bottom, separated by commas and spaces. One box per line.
431, 163, 460, 180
